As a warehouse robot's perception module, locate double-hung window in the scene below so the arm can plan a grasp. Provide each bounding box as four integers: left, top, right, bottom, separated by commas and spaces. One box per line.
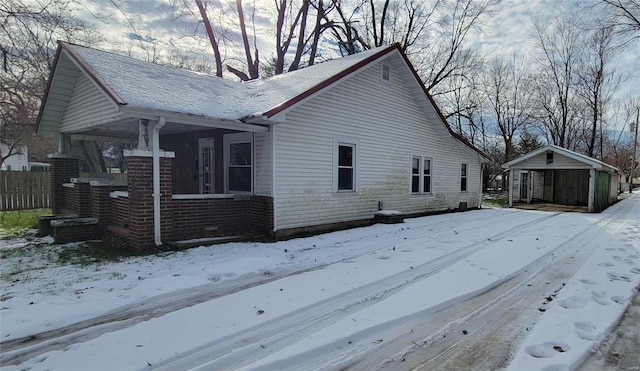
224, 132, 253, 193
411, 156, 432, 194
337, 144, 356, 191
461, 162, 468, 192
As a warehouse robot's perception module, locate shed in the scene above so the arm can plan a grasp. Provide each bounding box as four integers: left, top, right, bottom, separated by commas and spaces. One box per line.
502, 145, 623, 212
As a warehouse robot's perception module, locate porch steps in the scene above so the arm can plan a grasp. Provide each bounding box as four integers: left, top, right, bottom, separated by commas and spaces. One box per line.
50, 217, 99, 243
38, 214, 78, 237
166, 235, 265, 249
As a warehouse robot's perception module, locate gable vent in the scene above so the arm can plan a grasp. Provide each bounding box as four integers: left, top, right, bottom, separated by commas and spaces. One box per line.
381, 63, 391, 83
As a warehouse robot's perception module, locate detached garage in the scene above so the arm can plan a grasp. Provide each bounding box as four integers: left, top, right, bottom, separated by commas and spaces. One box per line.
502, 145, 623, 213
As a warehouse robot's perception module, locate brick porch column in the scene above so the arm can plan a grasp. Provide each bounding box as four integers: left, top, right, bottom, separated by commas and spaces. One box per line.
124, 150, 174, 250
48, 154, 79, 214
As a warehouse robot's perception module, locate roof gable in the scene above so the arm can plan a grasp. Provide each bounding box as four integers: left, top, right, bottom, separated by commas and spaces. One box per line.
503, 145, 621, 173
36, 41, 487, 159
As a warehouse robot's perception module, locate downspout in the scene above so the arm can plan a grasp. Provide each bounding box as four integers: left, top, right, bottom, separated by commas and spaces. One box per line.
153, 117, 166, 247
479, 161, 485, 209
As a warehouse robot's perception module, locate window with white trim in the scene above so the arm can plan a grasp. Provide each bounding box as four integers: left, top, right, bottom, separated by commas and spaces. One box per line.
411, 156, 432, 194
224, 132, 253, 193
336, 143, 356, 192
461, 162, 468, 192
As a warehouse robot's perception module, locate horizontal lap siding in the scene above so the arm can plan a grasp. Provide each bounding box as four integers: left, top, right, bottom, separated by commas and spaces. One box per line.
254, 131, 272, 196
274, 61, 481, 230
515, 152, 591, 169
60, 74, 119, 132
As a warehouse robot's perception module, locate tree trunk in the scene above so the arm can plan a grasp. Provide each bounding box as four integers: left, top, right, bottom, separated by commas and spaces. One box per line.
195, 0, 223, 77
236, 0, 259, 80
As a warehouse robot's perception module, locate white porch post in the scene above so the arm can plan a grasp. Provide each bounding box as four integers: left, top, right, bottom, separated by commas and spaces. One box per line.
588, 168, 596, 213
508, 169, 514, 207
57, 134, 71, 154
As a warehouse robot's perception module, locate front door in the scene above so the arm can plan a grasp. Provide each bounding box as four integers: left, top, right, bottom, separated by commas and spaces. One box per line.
198, 138, 215, 194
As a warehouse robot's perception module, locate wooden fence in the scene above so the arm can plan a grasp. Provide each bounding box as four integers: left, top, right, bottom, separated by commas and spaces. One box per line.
0, 171, 51, 211
0, 172, 128, 211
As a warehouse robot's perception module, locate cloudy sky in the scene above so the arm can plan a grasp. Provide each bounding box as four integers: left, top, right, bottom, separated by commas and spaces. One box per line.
75, 0, 638, 129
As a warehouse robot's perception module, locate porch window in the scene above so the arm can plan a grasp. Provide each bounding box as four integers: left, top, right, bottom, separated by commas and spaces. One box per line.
461, 162, 468, 192
411, 156, 432, 194
224, 133, 253, 193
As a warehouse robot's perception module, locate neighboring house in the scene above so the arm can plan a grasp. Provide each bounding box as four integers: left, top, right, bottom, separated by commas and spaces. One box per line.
502, 145, 623, 213
1, 144, 29, 171
36, 41, 488, 249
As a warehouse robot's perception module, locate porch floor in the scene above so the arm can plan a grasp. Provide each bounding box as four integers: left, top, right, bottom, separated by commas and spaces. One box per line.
513, 202, 588, 213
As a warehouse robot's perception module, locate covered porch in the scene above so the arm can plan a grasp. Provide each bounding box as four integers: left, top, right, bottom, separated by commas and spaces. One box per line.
44, 115, 274, 250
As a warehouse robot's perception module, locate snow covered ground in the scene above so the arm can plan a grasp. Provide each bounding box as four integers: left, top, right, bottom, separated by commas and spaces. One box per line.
1, 193, 639, 370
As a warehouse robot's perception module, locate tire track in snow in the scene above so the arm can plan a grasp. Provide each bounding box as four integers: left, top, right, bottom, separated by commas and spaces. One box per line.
0, 208, 529, 364
0, 210, 548, 366
148, 213, 561, 370
355, 195, 639, 371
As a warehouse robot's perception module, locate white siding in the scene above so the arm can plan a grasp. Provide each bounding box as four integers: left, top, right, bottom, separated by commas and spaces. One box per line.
273, 60, 483, 230
609, 173, 620, 202
60, 73, 120, 133
38, 54, 82, 137
254, 130, 272, 196
514, 151, 591, 170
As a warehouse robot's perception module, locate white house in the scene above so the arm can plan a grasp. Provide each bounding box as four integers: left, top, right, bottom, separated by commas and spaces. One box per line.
0, 144, 29, 171
36, 41, 488, 248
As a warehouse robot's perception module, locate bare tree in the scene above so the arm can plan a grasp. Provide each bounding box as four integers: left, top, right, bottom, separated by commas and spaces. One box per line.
325, 0, 496, 99
325, 0, 365, 55
0, 0, 99, 169
481, 55, 533, 163
597, 0, 640, 44
575, 26, 622, 159
603, 97, 639, 181
531, 14, 584, 150
233, 0, 259, 80
414, 0, 499, 96
195, 0, 223, 77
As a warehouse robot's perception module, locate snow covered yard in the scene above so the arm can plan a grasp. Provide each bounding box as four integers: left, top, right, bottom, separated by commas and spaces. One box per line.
1, 193, 639, 370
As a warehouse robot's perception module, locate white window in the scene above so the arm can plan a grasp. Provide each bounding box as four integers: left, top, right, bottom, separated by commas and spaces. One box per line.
224, 132, 253, 193
411, 156, 432, 194
461, 162, 468, 192
334, 140, 358, 192
380, 63, 391, 83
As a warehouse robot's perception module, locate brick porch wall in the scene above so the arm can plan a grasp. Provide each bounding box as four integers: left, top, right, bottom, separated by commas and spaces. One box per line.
250, 195, 274, 234
170, 195, 274, 240
48, 155, 79, 214
171, 197, 250, 239
111, 196, 130, 228
91, 184, 127, 232
62, 182, 91, 217
125, 153, 173, 250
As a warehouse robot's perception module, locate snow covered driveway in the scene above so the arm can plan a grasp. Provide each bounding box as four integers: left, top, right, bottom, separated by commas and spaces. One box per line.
1, 193, 639, 370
